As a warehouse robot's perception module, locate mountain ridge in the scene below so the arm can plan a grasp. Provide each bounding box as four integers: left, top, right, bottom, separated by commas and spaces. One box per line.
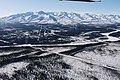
1, 11, 120, 25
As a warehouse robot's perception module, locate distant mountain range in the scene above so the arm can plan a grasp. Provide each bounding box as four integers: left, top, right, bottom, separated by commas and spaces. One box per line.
1, 11, 120, 25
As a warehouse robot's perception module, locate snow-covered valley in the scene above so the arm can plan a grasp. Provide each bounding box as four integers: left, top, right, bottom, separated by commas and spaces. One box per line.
0, 41, 120, 80
0, 11, 120, 80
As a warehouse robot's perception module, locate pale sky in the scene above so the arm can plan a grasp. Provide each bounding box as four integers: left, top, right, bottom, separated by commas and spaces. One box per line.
0, 0, 120, 17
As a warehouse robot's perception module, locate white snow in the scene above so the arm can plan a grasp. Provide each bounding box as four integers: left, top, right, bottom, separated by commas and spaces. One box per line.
100, 29, 120, 42
62, 53, 120, 80
0, 50, 24, 56
75, 43, 120, 70
46, 47, 75, 53
0, 40, 9, 43
0, 62, 29, 77
32, 47, 75, 57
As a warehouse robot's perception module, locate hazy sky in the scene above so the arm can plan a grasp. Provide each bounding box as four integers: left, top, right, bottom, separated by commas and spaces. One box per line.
0, 0, 120, 17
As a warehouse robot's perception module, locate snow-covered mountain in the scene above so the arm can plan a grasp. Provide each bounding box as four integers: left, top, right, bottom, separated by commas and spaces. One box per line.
1, 11, 120, 25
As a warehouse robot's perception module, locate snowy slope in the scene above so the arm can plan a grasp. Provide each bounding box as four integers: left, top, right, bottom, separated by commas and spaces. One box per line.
1, 11, 120, 25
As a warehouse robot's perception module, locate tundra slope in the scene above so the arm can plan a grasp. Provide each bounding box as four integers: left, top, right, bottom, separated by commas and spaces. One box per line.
0, 41, 120, 80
